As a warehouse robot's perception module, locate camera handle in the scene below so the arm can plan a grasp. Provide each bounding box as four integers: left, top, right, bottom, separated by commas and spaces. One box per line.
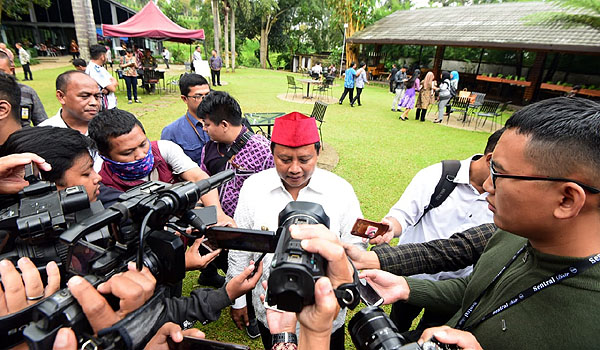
333, 259, 360, 310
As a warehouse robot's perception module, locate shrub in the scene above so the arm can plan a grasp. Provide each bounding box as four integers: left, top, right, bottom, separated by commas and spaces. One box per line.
238, 38, 260, 68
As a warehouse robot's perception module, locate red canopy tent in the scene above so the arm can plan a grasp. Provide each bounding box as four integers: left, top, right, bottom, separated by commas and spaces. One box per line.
102, 1, 204, 43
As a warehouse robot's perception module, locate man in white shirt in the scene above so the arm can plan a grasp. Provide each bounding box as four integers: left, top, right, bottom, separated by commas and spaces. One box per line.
193, 46, 203, 75
86, 44, 118, 109
162, 47, 170, 69
227, 112, 366, 350
371, 128, 504, 333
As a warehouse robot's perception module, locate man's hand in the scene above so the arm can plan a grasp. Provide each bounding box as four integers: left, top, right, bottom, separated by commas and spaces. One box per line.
297, 277, 339, 350
369, 217, 399, 245
344, 243, 380, 270
359, 269, 410, 305
0, 258, 60, 315
289, 224, 353, 288
259, 281, 297, 334
68, 263, 156, 333
0, 153, 51, 194
144, 322, 205, 350
230, 306, 249, 330
185, 237, 221, 271
225, 260, 263, 301
419, 326, 483, 350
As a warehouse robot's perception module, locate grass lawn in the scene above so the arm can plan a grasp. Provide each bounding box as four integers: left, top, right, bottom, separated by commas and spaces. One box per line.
24, 65, 493, 349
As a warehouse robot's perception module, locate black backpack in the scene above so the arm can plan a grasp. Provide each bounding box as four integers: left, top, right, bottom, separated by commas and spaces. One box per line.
446, 79, 457, 97
416, 160, 461, 224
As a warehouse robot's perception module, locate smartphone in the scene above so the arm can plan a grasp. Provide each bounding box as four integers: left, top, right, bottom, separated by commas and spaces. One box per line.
204, 226, 278, 253
358, 278, 383, 307
168, 336, 250, 350
351, 219, 389, 239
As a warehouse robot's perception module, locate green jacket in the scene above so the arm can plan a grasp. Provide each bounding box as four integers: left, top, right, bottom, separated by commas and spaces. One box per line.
406, 229, 600, 349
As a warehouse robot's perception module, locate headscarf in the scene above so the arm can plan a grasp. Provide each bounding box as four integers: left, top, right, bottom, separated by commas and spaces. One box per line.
450, 70, 459, 82
423, 71, 435, 90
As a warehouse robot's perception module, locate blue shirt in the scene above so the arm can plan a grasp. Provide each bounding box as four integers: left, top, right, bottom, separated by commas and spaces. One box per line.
344, 67, 357, 88
161, 112, 210, 165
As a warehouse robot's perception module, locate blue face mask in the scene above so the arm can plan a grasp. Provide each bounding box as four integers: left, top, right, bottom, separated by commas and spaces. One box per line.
101, 146, 154, 181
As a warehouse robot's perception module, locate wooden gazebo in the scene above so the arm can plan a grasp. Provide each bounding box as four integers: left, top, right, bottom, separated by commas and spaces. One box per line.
347, 2, 600, 102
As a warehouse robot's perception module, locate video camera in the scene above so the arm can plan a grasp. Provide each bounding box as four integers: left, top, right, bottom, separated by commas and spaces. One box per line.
349, 307, 460, 350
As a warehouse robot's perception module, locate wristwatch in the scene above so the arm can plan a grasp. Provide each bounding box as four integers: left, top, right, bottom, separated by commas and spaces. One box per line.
272, 332, 297, 345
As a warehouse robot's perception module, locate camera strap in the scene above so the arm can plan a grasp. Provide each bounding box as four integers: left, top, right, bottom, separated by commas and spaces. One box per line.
334, 260, 361, 310
456, 246, 600, 331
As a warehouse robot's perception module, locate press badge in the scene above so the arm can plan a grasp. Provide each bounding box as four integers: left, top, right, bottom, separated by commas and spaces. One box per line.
21, 106, 30, 121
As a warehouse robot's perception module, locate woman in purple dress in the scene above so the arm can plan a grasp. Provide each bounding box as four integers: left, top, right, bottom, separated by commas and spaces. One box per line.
398, 69, 420, 121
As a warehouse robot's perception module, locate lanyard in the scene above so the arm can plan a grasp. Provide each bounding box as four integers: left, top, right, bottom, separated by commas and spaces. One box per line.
185, 112, 206, 143
456, 246, 600, 331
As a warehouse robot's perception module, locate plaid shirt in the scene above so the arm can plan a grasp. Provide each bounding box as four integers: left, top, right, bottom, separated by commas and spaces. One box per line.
372, 223, 497, 276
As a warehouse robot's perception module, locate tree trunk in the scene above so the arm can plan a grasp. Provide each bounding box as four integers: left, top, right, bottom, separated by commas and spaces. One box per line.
259, 17, 267, 69
230, 2, 235, 72
224, 3, 229, 70
211, 0, 220, 53
72, 0, 96, 60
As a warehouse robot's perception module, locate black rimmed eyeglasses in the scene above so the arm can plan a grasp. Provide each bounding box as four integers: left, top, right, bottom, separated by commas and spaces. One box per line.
489, 160, 600, 194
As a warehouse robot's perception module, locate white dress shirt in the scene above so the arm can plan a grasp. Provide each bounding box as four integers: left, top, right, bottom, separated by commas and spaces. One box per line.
85, 62, 117, 109
386, 155, 493, 280
227, 167, 366, 332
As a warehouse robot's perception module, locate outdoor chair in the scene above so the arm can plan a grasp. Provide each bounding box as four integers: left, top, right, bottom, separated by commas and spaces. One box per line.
495, 100, 512, 126
469, 92, 486, 109
447, 96, 470, 125
286, 76, 303, 99
315, 76, 334, 100
311, 101, 328, 149
475, 100, 502, 131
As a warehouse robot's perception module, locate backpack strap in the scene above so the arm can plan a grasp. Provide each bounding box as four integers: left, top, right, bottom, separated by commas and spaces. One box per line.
416, 160, 461, 224
210, 130, 254, 173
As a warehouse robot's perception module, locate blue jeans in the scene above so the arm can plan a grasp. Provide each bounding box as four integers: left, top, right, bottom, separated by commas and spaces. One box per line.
123, 76, 138, 101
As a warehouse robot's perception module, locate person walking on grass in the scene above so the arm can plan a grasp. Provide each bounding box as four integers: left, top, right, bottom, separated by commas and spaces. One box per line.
414, 71, 436, 122
162, 47, 170, 69
351, 62, 368, 107
338, 62, 357, 105
15, 43, 32, 81
398, 69, 420, 121
120, 48, 141, 104
391, 65, 408, 112
433, 71, 452, 124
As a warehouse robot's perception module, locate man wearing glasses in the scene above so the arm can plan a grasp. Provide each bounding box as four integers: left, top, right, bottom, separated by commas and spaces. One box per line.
161, 74, 211, 165
369, 128, 503, 333
364, 97, 600, 349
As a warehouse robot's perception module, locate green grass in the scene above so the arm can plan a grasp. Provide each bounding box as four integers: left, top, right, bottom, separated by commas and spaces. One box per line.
25, 65, 493, 349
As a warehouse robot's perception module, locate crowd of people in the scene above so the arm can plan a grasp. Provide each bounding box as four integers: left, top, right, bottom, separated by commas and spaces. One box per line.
0, 41, 599, 350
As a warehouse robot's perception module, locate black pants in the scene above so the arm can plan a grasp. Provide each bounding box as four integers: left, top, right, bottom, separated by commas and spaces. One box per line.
352, 88, 363, 105
164, 58, 170, 69
123, 76, 138, 101
339, 87, 354, 104
22, 63, 32, 80
415, 108, 427, 121
211, 69, 221, 85
258, 321, 345, 350
390, 301, 450, 333
71, 53, 80, 60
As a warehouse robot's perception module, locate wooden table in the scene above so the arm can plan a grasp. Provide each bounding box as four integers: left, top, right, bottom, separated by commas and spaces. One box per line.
297, 78, 323, 99
244, 112, 286, 138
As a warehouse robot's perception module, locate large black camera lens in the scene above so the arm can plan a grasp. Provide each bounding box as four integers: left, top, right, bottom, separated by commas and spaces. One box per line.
349, 306, 408, 350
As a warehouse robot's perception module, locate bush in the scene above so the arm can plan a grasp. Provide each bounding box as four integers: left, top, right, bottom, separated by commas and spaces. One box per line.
238, 38, 260, 68
170, 47, 186, 64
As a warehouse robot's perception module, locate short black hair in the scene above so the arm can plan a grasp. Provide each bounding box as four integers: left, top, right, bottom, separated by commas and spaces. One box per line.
0, 72, 21, 123
270, 141, 321, 156
179, 73, 209, 96
89, 44, 106, 60
56, 70, 89, 92
197, 91, 242, 126
504, 97, 600, 184
484, 127, 505, 154
1, 126, 95, 184
88, 108, 145, 155
72, 58, 87, 67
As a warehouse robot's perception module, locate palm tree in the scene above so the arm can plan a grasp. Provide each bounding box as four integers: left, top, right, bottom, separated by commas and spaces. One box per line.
527, 0, 600, 30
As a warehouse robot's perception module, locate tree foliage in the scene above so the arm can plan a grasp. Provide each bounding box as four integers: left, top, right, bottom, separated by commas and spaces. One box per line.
525, 0, 600, 30
0, 0, 50, 25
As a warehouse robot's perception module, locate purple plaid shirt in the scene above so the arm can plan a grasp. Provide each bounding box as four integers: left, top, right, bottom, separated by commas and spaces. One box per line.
201, 128, 274, 216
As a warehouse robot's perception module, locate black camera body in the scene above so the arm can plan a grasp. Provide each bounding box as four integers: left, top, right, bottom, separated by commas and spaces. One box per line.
349, 307, 460, 350
267, 201, 330, 313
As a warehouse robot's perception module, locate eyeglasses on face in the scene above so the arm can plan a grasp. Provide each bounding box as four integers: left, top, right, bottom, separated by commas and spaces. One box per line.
186, 93, 209, 101
489, 160, 600, 194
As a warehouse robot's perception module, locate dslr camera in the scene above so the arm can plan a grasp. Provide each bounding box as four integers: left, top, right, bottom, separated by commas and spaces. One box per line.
349, 307, 460, 350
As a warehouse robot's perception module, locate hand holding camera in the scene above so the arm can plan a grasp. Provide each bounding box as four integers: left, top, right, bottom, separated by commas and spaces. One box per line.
0, 153, 51, 194
419, 326, 480, 350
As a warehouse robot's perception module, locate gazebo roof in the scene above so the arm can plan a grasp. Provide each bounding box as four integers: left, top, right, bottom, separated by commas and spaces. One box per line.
347, 2, 600, 54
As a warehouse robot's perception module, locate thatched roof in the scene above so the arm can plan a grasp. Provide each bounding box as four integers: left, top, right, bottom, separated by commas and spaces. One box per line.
347, 2, 600, 53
